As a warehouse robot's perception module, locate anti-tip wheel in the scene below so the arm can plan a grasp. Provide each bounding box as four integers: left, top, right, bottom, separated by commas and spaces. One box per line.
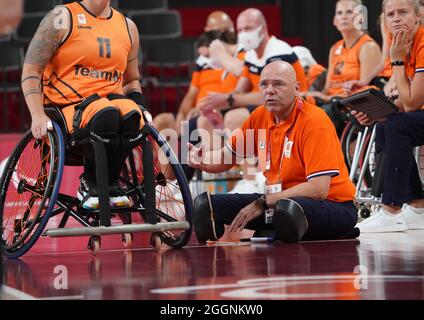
150, 233, 162, 252
88, 236, 101, 255
122, 233, 133, 249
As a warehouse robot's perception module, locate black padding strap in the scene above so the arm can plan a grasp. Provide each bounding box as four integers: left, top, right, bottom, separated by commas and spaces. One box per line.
72, 94, 101, 130
141, 134, 157, 225
273, 199, 308, 243
106, 93, 127, 101
92, 141, 111, 227
126, 91, 147, 108
192, 192, 225, 243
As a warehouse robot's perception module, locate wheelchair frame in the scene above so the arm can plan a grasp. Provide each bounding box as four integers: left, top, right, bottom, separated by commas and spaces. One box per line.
349, 123, 424, 218
0, 119, 193, 258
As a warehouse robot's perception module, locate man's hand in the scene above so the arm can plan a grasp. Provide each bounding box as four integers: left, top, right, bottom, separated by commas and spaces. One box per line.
229, 200, 263, 232
198, 92, 228, 113
209, 39, 226, 61
187, 142, 206, 169
31, 112, 52, 139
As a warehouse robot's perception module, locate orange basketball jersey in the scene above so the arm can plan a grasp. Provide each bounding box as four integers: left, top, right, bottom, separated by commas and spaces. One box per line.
43, 2, 132, 106
327, 34, 375, 97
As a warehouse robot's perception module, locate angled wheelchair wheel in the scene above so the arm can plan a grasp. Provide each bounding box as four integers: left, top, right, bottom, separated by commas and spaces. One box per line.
123, 124, 192, 248
414, 146, 424, 186
0, 123, 65, 258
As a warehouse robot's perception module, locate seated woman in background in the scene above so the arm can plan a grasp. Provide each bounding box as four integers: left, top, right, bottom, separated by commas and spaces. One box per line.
353, 0, 424, 233
305, 0, 382, 134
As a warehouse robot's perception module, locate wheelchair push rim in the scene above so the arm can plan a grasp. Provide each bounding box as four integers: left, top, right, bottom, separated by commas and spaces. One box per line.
0, 122, 64, 258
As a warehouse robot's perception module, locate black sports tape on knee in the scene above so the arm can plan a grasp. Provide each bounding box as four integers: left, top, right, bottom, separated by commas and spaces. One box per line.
86, 107, 120, 134
121, 110, 141, 132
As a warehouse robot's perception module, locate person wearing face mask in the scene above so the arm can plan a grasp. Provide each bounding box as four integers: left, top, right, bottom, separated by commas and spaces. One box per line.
197, 8, 307, 194
352, 0, 424, 233
153, 13, 242, 182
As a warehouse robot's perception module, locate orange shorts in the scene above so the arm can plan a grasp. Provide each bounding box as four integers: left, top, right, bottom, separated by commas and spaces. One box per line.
61, 97, 145, 132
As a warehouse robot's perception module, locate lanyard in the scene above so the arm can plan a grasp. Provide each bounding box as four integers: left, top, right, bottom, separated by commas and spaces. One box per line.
265, 99, 303, 183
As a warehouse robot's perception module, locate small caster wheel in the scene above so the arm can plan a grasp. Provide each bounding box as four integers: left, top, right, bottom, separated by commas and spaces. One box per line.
150, 233, 162, 252
359, 205, 370, 219
122, 233, 133, 248
88, 235, 101, 255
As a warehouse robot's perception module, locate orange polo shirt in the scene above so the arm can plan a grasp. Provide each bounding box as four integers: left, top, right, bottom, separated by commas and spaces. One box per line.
406, 25, 424, 82
227, 98, 355, 202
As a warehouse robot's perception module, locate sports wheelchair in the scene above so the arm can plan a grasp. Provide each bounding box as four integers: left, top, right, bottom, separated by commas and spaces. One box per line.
0, 107, 193, 258
344, 121, 424, 218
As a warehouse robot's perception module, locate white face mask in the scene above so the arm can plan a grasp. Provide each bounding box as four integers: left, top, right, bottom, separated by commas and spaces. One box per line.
238, 25, 264, 51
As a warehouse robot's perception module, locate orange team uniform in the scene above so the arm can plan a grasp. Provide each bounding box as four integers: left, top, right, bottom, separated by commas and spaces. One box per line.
241, 36, 307, 92
228, 98, 355, 202
306, 64, 326, 89
380, 31, 393, 79
190, 48, 246, 106
327, 34, 377, 97
220, 49, 246, 93
406, 25, 424, 109
190, 55, 223, 106
43, 2, 143, 132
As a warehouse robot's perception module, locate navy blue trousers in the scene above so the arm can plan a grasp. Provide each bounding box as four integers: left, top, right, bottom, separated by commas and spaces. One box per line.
210, 193, 357, 240
376, 111, 424, 206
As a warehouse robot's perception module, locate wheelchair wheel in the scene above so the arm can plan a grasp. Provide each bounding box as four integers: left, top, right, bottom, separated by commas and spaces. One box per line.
0, 123, 65, 258
340, 121, 362, 169
414, 146, 424, 186
122, 124, 192, 248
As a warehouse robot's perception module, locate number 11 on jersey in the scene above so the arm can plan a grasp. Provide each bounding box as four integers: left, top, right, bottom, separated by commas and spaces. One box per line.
97, 37, 111, 58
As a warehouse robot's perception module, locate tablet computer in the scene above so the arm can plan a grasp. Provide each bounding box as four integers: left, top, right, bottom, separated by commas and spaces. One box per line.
339, 88, 399, 121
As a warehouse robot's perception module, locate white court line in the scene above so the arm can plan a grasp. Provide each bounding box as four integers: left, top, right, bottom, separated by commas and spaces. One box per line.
39, 295, 84, 300
1, 285, 37, 300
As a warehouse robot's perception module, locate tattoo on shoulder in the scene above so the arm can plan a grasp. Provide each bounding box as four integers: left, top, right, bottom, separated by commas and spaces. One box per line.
24, 8, 69, 69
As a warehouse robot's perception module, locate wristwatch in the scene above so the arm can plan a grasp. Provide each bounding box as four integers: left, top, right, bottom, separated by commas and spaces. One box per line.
227, 93, 234, 108
256, 194, 269, 210
391, 60, 405, 67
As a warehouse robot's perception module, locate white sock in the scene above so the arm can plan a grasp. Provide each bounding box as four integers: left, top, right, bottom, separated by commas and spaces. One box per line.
408, 206, 424, 214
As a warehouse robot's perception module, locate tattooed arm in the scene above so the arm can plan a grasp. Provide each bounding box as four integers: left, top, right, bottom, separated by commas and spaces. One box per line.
22, 7, 70, 139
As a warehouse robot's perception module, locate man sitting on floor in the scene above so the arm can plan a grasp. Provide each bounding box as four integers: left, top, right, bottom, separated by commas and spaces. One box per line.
188, 61, 358, 243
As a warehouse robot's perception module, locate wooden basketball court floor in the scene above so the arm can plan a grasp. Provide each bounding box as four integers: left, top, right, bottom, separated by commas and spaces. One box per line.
1, 225, 424, 300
